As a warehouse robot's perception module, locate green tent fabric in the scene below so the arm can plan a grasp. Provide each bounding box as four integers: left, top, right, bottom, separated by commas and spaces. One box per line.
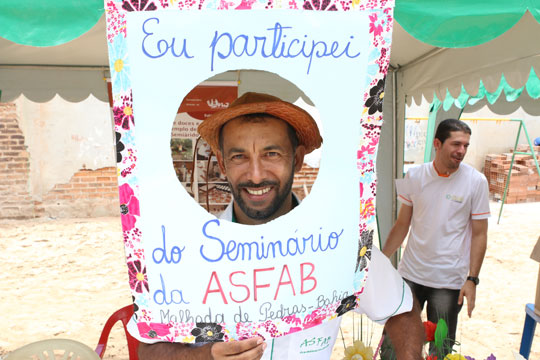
1, 0, 540, 48
395, 0, 540, 48
0, 0, 103, 47
439, 67, 540, 111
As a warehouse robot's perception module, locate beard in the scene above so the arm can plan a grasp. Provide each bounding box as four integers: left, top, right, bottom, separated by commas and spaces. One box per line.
230, 171, 295, 221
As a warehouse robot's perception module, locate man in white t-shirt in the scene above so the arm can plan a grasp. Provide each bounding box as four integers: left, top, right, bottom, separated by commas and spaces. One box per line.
383, 119, 490, 352
136, 92, 424, 360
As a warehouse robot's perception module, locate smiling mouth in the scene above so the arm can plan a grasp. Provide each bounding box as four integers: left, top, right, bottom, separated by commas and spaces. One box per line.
245, 187, 271, 196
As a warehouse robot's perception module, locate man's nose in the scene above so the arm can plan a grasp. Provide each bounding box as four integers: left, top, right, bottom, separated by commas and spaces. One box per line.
247, 157, 265, 184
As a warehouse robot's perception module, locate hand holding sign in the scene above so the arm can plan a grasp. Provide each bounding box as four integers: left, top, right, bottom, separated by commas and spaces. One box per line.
211, 338, 266, 360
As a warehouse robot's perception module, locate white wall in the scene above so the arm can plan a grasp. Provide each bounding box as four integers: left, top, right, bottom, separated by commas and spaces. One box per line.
405, 98, 540, 172
14, 94, 115, 198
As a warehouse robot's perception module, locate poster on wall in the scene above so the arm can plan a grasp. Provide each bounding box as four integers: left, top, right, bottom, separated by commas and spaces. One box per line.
171, 83, 238, 159
170, 84, 237, 211
106, 0, 394, 343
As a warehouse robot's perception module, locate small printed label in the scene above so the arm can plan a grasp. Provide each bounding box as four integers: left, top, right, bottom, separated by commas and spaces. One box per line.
299, 336, 332, 354
445, 194, 464, 203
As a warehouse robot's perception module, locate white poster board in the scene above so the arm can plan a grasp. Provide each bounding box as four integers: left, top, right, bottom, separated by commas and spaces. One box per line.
106, 0, 394, 342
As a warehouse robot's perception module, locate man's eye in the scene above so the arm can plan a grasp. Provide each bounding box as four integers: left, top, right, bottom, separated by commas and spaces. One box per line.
266, 151, 280, 157
230, 154, 245, 161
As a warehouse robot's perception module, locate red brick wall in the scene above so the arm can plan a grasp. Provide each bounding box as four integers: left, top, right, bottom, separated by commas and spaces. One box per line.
42, 167, 119, 217
0, 103, 37, 219
0, 102, 120, 219
484, 147, 540, 204
293, 164, 319, 201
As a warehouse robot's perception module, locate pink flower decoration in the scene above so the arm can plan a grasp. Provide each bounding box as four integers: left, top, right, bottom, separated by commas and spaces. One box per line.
369, 13, 384, 37
127, 259, 149, 293
303, 0, 337, 11
122, 0, 157, 11
283, 315, 302, 326
360, 198, 375, 219
137, 322, 171, 339
357, 145, 375, 160
369, 136, 379, 147
113, 94, 134, 130
235, 0, 256, 9
119, 183, 140, 231
284, 326, 303, 335
303, 314, 324, 329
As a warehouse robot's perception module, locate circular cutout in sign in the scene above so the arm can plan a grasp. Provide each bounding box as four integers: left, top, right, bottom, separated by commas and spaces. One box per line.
170, 70, 323, 220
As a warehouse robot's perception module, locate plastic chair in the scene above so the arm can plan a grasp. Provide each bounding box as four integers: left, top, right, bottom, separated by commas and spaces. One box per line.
95, 305, 139, 360
5, 338, 100, 360
519, 303, 540, 359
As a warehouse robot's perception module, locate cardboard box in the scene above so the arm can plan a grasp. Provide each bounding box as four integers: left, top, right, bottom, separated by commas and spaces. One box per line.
530, 236, 540, 315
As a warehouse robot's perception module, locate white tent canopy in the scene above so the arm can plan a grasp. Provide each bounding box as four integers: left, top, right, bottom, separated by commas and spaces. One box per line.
391, 11, 540, 106
0, 16, 109, 103
2, 10, 540, 106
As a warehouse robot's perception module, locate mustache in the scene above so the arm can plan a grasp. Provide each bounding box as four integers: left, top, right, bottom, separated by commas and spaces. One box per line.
237, 180, 278, 189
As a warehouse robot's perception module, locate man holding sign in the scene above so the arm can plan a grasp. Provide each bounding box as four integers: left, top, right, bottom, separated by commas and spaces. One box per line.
137, 92, 423, 359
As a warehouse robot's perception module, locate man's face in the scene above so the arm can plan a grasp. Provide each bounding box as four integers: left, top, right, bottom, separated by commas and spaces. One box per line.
217, 117, 305, 224
434, 130, 470, 171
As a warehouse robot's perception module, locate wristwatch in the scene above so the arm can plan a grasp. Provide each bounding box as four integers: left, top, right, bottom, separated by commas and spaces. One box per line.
467, 276, 479, 285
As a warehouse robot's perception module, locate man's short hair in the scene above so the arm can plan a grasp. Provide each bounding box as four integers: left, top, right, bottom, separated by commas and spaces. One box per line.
218, 113, 299, 153
435, 119, 471, 144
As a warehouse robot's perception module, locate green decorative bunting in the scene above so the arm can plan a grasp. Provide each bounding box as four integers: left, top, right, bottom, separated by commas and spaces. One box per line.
439, 66, 540, 111
526, 67, 540, 98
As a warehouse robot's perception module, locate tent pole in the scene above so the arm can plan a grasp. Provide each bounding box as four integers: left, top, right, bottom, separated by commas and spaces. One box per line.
392, 69, 397, 218
423, 98, 441, 163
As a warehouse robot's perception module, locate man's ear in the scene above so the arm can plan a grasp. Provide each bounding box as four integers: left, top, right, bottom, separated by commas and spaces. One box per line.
433, 138, 442, 152
294, 145, 306, 172
216, 151, 227, 175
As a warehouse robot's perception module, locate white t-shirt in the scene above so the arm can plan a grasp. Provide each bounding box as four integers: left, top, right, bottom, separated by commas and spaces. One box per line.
396, 162, 490, 290
127, 200, 413, 359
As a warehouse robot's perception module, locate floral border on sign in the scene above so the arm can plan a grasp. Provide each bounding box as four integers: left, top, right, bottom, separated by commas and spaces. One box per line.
106, 0, 394, 342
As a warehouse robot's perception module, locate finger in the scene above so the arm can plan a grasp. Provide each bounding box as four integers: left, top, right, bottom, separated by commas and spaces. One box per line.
457, 288, 464, 305
232, 342, 266, 360
212, 337, 263, 357
467, 296, 475, 317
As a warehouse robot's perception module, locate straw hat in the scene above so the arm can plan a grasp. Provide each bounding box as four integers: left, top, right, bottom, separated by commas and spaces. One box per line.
197, 92, 323, 154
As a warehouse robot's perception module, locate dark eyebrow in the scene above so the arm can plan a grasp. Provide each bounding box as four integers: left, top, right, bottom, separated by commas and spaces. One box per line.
226, 147, 245, 156
263, 145, 285, 152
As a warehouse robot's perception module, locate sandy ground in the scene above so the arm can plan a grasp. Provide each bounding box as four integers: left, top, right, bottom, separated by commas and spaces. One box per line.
1, 201, 539, 360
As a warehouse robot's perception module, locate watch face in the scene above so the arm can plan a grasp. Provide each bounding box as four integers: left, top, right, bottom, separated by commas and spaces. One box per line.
468, 276, 479, 285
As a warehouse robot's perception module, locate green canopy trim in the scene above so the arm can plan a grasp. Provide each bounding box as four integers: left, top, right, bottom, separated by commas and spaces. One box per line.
439, 67, 540, 111
395, 0, 540, 48
0, 0, 103, 47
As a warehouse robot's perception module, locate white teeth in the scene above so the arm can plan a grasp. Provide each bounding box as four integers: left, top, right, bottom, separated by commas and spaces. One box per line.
246, 187, 271, 195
